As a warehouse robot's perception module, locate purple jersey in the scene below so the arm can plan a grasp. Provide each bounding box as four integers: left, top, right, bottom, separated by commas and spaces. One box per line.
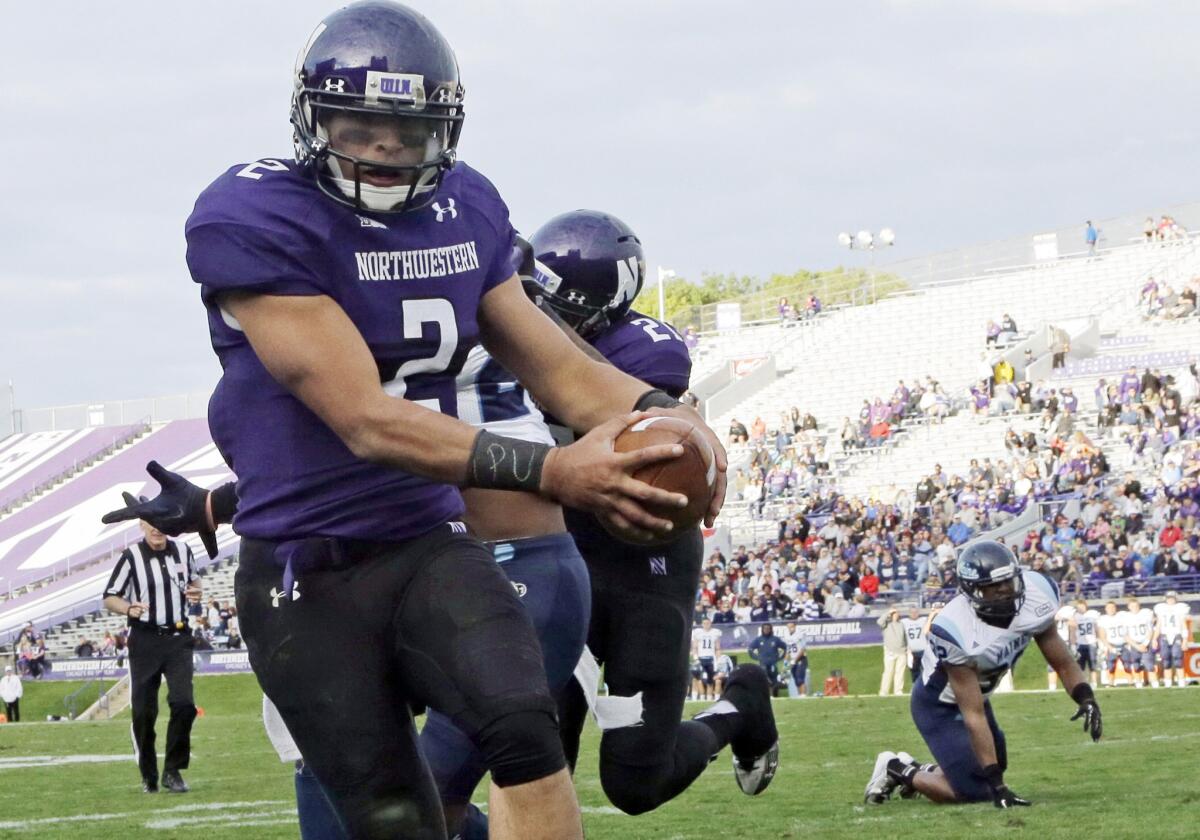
185, 159, 515, 541
563, 309, 693, 554
588, 310, 692, 398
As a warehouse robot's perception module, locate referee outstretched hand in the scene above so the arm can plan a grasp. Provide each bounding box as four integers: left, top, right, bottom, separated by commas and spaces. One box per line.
101, 461, 219, 559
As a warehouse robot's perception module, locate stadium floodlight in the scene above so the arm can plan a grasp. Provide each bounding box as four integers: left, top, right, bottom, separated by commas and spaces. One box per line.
878, 228, 896, 247
855, 230, 874, 249
837, 231, 853, 248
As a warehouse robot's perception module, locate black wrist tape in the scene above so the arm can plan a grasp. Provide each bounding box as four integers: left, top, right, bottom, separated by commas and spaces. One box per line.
1070, 683, 1096, 705
634, 388, 681, 411
981, 763, 1004, 787
210, 482, 239, 526
467, 430, 550, 493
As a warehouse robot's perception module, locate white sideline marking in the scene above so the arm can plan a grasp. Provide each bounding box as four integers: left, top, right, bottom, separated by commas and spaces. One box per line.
0, 754, 132, 771
145, 809, 295, 829
0, 801, 289, 832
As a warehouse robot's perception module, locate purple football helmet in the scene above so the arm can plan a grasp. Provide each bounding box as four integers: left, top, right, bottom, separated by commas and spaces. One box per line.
525, 210, 646, 339
290, 1, 465, 213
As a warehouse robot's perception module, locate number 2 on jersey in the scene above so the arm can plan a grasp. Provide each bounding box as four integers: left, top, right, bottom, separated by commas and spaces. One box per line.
382, 298, 458, 412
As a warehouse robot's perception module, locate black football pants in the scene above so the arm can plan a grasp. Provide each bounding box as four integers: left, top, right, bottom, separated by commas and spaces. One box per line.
128, 626, 196, 781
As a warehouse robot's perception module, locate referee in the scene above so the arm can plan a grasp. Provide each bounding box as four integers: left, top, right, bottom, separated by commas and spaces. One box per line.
103, 513, 201, 793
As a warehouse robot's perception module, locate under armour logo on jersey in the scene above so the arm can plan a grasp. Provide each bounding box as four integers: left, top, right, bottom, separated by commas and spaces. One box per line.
513, 582, 528, 598
432, 199, 457, 222
270, 582, 301, 608
322, 77, 347, 93
448, 520, 467, 534
649, 556, 668, 575
358, 215, 388, 230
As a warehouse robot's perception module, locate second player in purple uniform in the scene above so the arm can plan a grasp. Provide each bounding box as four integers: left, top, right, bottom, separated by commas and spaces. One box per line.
524, 210, 779, 816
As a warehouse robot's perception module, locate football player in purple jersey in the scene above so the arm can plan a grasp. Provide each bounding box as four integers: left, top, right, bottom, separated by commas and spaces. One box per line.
119, 3, 726, 839
520, 210, 780, 814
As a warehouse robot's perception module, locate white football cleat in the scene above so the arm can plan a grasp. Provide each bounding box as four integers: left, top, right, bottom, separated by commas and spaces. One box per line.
864, 751, 898, 804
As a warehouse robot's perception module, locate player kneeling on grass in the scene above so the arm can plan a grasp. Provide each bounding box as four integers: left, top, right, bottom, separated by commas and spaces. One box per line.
864, 540, 1102, 808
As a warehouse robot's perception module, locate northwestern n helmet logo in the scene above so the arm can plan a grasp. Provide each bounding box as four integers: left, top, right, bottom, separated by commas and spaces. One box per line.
649, 556, 668, 575
432, 198, 458, 222
613, 256, 641, 307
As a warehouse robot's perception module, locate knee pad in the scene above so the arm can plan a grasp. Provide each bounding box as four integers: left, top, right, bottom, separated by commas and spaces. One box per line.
475, 708, 565, 788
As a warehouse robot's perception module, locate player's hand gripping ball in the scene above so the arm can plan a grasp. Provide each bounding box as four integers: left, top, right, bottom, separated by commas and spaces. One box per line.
605, 415, 716, 546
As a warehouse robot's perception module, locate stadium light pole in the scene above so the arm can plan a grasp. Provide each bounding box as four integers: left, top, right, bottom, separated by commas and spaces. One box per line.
837, 228, 896, 302
6, 380, 15, 437
657, 266, 676, 322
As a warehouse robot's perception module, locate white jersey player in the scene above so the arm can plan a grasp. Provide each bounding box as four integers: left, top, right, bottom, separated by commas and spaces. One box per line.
1153, 591, 1191, 687
1048, 604, 1077, 689
1070, 599, 1101, 687
692, 619, 722, 700
1123, 598, 1158, 688
780, 622, 809, 697
900, 608, 929, 682
864, 541, 1101, 809
1097, 601, 1127, 686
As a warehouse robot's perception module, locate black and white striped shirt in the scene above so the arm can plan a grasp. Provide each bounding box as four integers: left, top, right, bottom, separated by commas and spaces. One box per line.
103, 539, 197, 629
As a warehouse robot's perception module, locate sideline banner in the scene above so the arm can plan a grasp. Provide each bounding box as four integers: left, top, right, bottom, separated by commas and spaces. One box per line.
34, 649, 253, 681
712, 619, 882, 650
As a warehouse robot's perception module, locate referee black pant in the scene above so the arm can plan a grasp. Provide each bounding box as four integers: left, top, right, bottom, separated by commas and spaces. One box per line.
3, 700, 17, 722
129, 625, 197, 781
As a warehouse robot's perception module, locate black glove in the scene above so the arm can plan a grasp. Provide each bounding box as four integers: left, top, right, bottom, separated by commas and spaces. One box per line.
983, 763, 1031, 809
100, 461, 218, 559
1070, 683, 1103, 742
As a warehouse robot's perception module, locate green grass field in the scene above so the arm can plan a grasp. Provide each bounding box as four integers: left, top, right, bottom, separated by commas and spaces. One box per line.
1, 644, 1196, 839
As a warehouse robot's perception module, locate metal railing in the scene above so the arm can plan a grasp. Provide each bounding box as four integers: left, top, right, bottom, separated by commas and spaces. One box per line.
9, 391, 212, 435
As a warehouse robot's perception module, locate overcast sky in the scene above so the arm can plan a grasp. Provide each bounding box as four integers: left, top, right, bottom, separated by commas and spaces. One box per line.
1, 0, 1197, 415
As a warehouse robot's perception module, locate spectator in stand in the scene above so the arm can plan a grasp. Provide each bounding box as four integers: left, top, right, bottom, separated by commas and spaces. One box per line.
805, 294, 822, 318
1085, 220, 1098, 257
681, 326, 699, 353
1119, 366, 1141, 403
750, 416, 767, 444
1144, 216, 1156, 243
75, 638, 97, 658
1050, 327, 1070, 370
25, 634, 46, 679
999, 313, 1018, 343
985, 320, 1000, 346
1, 666, 21, 722
728, 418, 749, 445
994, 356, 1015, 389
778, 297, 793, 323
99, 632, 116, 657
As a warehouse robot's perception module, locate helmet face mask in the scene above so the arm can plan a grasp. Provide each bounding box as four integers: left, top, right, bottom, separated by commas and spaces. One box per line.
957, 540, 1026, 623
290, 2, 465, 213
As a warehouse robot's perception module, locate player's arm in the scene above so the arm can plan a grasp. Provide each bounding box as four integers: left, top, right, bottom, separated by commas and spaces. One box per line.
1151, 616, 1161, 647
1035, 625, 1102, 742
946, 664, 1028, 806
219, 291, 685, 538
478, 276, 727, 525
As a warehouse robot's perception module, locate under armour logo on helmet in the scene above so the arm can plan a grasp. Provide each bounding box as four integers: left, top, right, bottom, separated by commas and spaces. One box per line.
322, 77, 346, 93
565, 290, 587, 305
432, 199, 457, 222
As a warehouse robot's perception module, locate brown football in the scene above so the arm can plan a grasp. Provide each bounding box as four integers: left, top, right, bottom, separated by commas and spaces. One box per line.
606, 415, 717, 545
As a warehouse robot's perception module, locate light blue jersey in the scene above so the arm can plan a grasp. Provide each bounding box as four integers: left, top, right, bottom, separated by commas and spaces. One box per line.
919, 570, 1059, 705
